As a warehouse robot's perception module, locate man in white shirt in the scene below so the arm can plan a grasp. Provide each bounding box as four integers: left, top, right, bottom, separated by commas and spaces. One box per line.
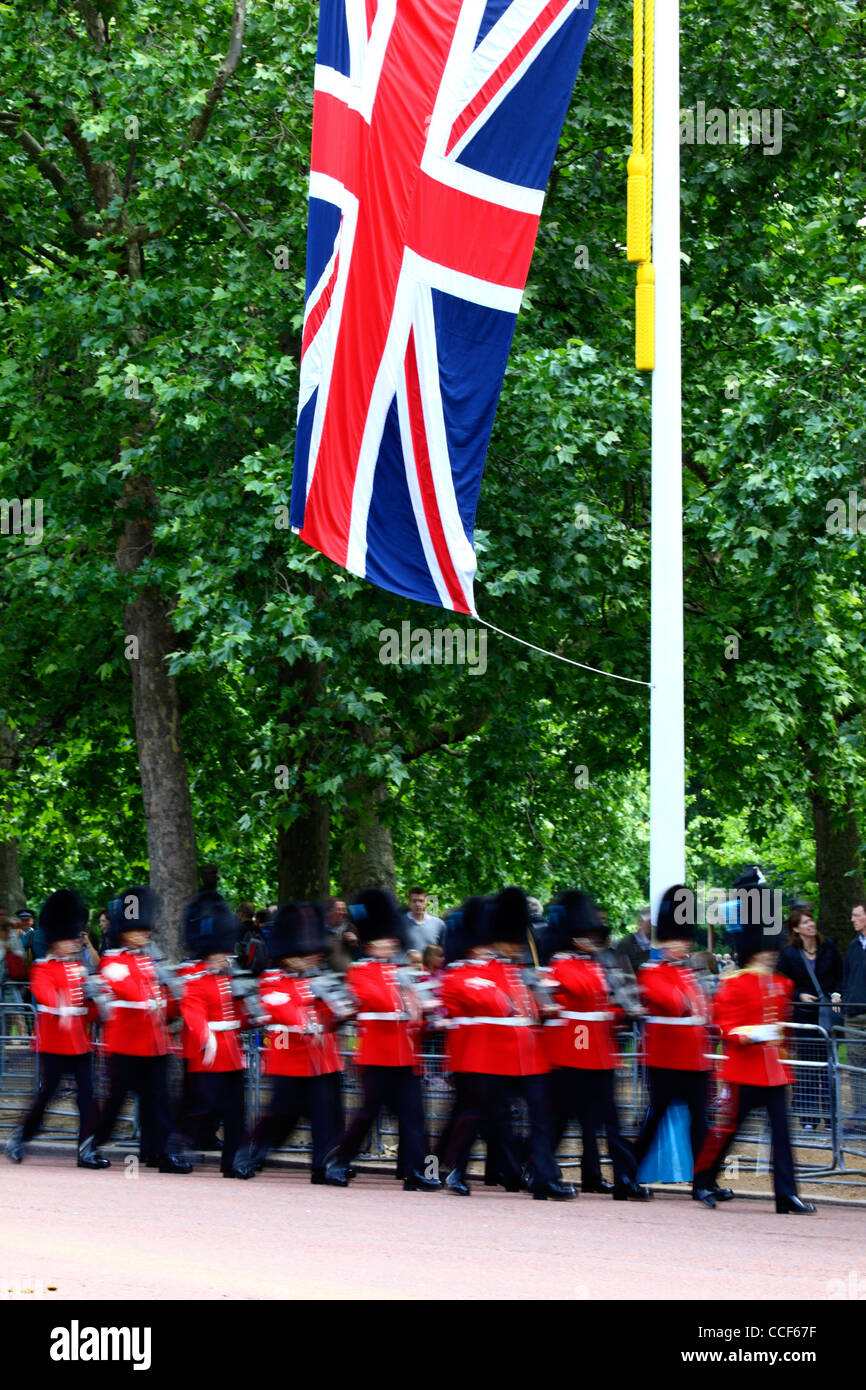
402, 888, 445, 956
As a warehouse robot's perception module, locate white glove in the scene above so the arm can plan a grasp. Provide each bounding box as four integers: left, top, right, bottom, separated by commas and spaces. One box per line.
58, 1005, 77, 1019
202, 1030, 218, 1068
736, 1023, 780, 1044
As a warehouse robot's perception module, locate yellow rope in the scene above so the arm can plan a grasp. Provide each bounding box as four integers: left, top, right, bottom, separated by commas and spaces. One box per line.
628, 0, 655, 370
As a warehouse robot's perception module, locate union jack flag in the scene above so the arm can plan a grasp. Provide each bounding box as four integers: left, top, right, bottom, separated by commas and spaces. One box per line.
291, 0, 598, 614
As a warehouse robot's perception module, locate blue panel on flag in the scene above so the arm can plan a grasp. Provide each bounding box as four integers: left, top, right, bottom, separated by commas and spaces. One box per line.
458, 1, 598, 191
290, 387, 318, 530
474, 0, 511, 49
316, 0, 351, 77
432, 289, 517, 541
365, 397, 442, 608
304, 198, 342, 304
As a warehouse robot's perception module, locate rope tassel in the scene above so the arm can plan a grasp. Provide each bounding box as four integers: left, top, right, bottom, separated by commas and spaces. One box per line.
629, 0, 655, 370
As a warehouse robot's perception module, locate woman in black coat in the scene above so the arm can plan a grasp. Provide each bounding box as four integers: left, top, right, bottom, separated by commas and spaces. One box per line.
777, 905, 843, 1129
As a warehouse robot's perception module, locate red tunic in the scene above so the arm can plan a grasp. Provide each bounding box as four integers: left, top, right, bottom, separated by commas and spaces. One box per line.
638, 960, 711, 1071
345, 960, 420, 1069
30, 957, 96, 1055
259, 968, 343, 1077
181, 970, 247, 1073
714, 968, 793, 1087
440, 957, 547, 1076
176, 958, 207, 1060
544, 954, 621, 1070
99, 949, 172, 1057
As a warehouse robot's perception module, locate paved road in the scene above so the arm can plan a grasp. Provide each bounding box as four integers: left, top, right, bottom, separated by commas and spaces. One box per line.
0, 1159, 862, 1301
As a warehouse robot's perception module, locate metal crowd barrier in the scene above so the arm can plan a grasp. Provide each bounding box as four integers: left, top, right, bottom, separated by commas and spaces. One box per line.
2, 994, 865, 1188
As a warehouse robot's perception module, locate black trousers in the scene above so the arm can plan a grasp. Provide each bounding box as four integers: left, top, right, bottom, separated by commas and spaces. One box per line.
196, 1071, 248, 1172
254, 1072, 344, 1170
92, 1054, 173, 1159
442, 1073, 522, 1182
176, 1060, 223, 1148
505, 1074, 561, 1185
334, 1065, 426, 1175
21, 1053, 97, 1148
550, 1067, 637, 1185
695, 1083, 797, 1200
632, 1067, 709, 1171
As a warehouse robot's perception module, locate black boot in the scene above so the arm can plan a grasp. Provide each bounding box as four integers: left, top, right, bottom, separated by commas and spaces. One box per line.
445, 1169, 470, 1196
582, 1177, 615, 1194
613, 1176, 653, 1201
324, 1157, 350, 1187
158, 1152, 193, 1174
403, 1170, 443, 1191
711, 1184, 735, 1202
78, 1137, 110, 1169
532, 1179, 576, 1201
5, 1129, 24, 1164
775, 1195, 816, 1214
692, 1185, 717, 1208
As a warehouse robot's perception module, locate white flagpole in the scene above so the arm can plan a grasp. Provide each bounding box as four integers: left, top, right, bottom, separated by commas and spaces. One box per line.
649, 0, 685, 922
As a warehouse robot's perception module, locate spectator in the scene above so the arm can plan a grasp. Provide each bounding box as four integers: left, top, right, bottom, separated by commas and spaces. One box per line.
402, 887, 445, 955
1, 913, 30, 1042
842, 901, 866, 1135
323, 897, 360, 972
89, 908, 110, 954
777, 904, 843, 1130
615, 906, 652, 975
421, 943, 445, 978
405, 948, 423, 970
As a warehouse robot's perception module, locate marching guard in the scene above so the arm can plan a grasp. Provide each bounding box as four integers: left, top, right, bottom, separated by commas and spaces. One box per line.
91, 886, 192, 1174
693, 911, 815, 1214
5, 890, 108, 1169
631, 884, 728, 1200
325, 888, 440, 1191
545, 891, 650, 1199
439, 895, 524, 1195
240, 902, 349, 1184
180, 897, 255, 1178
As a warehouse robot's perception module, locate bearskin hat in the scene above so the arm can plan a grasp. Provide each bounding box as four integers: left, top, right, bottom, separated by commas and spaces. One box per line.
269, 901, 327, 960
39, 889, 88, 945
655, 884, 696, 943
349, 887, 405, 946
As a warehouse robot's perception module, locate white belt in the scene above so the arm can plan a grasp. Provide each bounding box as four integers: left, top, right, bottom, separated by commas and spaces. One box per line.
645, 1015, 706, 1025
210, 1020, 241, 1032
265, 1024, 306, 1034
449, 1016, 532, 1027
357, 1012, 408, 1021
37, 1005, 86, 1016
560, 1010, 613, 1021
112, 1000, 157, 1011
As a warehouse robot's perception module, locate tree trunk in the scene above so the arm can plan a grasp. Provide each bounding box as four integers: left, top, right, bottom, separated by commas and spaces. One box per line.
276, 797, 330, 901
810, 790, 864, 944
339, 781, 397, 900
116, 478, 197, 957
0, 722, 26, 912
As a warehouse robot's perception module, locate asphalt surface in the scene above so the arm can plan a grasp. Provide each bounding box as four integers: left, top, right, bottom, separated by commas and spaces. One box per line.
1, 1157, 863, 1300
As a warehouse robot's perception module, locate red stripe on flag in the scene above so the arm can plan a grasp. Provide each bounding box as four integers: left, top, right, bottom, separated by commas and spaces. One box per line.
404, 328, 470, 615
445, 0, 572, 156
302, 2, 465, 566
311, 92, 366, 195
408, 173, 538, 290
365, 0, 376, 39
301, 253, 339, 357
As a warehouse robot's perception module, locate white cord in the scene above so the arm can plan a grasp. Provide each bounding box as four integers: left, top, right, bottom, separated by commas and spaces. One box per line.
473, 613, 651, 688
